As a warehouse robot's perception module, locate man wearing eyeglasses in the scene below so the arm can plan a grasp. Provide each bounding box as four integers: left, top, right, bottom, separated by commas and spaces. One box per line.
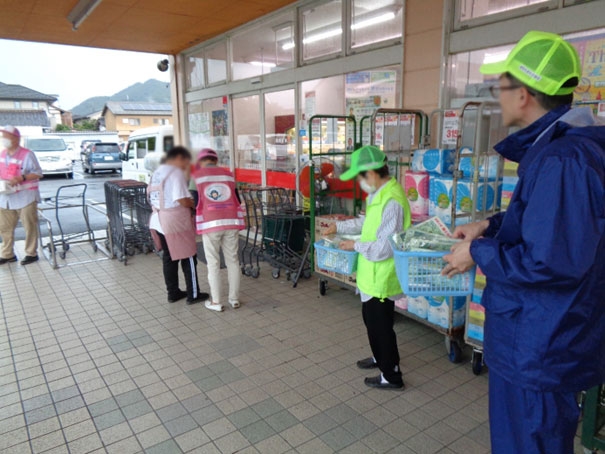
443, 31, 605, 454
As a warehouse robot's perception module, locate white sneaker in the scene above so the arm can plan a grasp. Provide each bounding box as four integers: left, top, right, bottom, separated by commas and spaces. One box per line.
205, 301, 224, 312
229, 300, 240, 309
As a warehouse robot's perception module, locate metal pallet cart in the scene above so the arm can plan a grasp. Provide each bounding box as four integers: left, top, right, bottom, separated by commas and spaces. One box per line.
38, 183, 110, 269
451, 101, 508, 373
104, 180, 154, 265
582, 384, 605, 453
308, 115, 360, 296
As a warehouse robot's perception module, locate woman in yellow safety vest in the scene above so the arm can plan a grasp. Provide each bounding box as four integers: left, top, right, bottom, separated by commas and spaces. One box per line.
325, 145, 411, 389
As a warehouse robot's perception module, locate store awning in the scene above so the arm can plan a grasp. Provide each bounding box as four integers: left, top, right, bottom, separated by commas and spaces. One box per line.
1, 0, 297, 54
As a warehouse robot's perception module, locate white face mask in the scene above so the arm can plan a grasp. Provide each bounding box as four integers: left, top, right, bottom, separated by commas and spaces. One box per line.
359, 179, 377, 194
0, 138, 12, 149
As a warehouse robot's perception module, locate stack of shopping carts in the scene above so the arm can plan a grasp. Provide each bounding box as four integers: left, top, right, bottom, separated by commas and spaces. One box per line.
240, 187, 311, 287
104, 180, 154, 264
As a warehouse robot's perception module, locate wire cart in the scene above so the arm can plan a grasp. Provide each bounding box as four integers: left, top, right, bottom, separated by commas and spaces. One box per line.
308, 114, 360, 296
448, 101, 508, 373
104, 180, 154, 265
582, 384, 605, 453
38, 183, 110, 269
240, 187, 311, 287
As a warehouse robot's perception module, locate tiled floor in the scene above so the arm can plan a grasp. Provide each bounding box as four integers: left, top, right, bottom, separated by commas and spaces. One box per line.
0, 242, 594, 454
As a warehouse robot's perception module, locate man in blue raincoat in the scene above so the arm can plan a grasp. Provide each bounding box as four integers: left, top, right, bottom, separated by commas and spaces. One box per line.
443, 31, 605, 454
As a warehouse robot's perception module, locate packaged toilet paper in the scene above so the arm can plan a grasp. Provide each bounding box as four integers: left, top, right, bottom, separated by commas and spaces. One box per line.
429, 175, 501, 225
427, 296, 466, 328
404, 170, 430, 220
411, 149, 454, 175
407, 296, 429, 319
458, 148, 500, 179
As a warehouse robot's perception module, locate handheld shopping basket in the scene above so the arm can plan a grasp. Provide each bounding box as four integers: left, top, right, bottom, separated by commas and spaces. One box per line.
393, 249, 475, 297
314, 241, 358, 275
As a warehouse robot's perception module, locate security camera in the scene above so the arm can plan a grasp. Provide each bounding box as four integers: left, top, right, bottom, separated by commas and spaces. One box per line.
157, 59, 169, 72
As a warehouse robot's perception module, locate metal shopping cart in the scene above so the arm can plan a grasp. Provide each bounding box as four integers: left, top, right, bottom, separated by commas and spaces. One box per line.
104, 180, 154, 265
582, 384, 605, 454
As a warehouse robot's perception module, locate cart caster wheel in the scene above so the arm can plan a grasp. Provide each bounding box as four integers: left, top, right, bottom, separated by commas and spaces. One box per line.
63, 243, 70, 251
319, 280, 327, 296
92, 244, 98, 253
272, 269, 280, 279
127, 247, 136, 256
472, 352, 484, 375
251, 268, 260, 279
241, 267, 247, 276
142, 245, 150, 254
244, 266, 252, 276
285, 271, 291, 281
59, 251, 66, 260
448, 340, 463, 364
303, 270, 311, 279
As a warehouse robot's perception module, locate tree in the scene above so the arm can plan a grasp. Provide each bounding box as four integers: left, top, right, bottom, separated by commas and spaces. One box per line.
74, 119, 98, 131
55, 124, 71, 132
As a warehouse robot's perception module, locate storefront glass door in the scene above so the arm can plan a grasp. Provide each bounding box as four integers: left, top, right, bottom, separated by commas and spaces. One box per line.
264, 89, 296, 188
233, 94, 262, 186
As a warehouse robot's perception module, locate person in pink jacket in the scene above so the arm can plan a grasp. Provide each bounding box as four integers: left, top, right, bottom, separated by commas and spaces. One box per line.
193, 148, 245, 312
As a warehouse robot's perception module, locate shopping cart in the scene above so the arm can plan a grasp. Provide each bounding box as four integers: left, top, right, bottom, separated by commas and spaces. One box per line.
240, 187, 311, 287
104, 180, 154, 265
582, 384, 605, 453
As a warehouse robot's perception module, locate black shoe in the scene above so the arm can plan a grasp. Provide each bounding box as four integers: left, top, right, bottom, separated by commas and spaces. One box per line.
20, 255, 39, 266
364, 375, 404, 390
186, 292, 210, 305
0, 256, 17, 265
357, 357, 379, 369
168, 290, 187, 303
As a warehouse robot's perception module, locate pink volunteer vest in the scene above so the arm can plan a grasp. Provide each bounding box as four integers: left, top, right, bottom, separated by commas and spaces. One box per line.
194, 167, 245, 235
0, 147, 39, 192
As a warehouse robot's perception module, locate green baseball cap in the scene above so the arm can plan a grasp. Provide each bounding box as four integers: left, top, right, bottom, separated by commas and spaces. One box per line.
340, 145, 386, 181
480, 30, 581, 96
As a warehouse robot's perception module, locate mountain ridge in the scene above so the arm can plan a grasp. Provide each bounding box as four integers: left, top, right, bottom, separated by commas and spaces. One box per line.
71, 79, 171, 116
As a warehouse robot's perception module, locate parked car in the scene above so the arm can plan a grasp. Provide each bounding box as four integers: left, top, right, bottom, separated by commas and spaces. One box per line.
24, 136, 73, 178
80, 139, 101, 154
121, 125, 173, 182
81, 142, 122, 174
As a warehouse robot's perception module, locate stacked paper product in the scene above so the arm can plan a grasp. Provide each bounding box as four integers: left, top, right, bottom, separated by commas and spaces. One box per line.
429, 176, 501, 226
467, 267, 487, 342
394, 297, 408, 311
404, 170, 430, 221
501, 159, 520, 210
407, 296, 429, 319
427, 296, 467, 329
457, 147, 500, 179
411, 149, 455, 175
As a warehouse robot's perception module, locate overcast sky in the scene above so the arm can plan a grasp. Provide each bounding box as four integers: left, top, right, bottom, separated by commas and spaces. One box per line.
0, 39, 171, 110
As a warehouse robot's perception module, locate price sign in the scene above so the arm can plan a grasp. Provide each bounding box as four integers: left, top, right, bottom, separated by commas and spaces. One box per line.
442, 110, 459, 146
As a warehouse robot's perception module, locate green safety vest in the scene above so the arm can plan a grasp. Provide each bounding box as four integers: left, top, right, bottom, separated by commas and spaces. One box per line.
357, 178, 411, 299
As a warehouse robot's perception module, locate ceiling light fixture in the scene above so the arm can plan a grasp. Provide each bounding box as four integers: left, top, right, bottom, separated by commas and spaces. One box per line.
351, 11, 396, 30
67, 0, 103, 31
249, 61, 277, 68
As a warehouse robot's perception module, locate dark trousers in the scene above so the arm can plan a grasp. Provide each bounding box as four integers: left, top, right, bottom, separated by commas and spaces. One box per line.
489, 370, 579, 454
158, 233, 200, 301
362, 297, 403, 384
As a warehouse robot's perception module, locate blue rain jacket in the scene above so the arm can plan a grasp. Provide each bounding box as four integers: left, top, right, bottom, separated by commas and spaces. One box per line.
470, 105, 605, 392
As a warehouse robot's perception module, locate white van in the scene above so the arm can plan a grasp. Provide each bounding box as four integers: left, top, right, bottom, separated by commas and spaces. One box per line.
121, 125, 174, 182
24, 136, 74, 178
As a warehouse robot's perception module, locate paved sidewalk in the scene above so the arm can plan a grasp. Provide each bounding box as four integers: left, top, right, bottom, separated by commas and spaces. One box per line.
0, 242, 584, 454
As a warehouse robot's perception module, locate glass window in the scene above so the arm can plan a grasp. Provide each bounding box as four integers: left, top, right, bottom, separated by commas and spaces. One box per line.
457, 0, 551, 23
128, 141, 136, 160
207, 41, 228, 85
14, 101, 21, 109
129, 118, 141, 126
186, 49, 205, 90
302, 0, 343, 61
163, 136, 174, 152
188, 97, 231, 167
32, 101, 39, 109
447, 44, 514, 103
351, 0, 403, 49
136, 139, 147, 159
233, 95, 262, 179
147, 137, 156, 153
264, 89, 296, 173
232, 13, 294, 80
